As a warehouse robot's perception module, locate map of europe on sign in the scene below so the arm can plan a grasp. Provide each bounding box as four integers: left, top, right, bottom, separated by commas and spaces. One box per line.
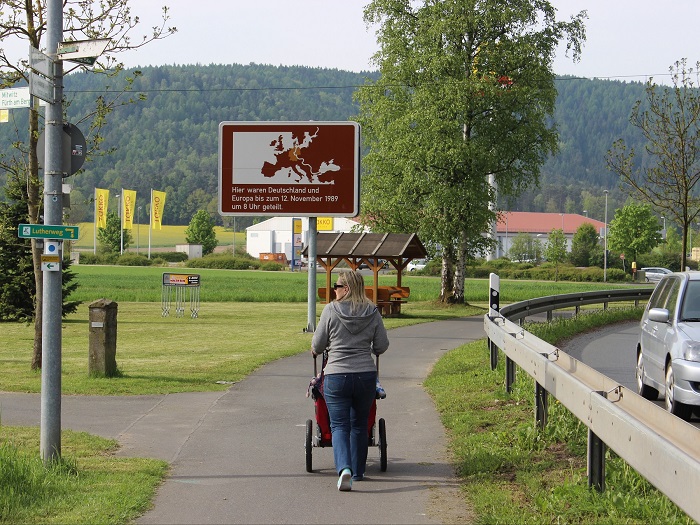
219, 121, 360, 217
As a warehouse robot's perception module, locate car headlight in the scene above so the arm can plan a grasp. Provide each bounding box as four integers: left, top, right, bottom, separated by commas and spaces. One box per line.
682, 340, 700, 361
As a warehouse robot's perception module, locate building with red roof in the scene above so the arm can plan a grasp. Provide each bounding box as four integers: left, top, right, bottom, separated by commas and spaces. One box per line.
494, 211, 606, 258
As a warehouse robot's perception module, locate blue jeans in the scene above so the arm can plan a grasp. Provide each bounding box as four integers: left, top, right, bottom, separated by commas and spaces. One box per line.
323, 371, 377, 479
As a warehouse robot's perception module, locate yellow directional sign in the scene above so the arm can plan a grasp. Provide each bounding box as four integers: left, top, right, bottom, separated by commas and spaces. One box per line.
41, 255, 61, 272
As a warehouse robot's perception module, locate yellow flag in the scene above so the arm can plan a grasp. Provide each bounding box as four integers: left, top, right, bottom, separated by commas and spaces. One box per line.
95, 188, 109, 228
152, 190, 166, 230
122, 189, 136, 230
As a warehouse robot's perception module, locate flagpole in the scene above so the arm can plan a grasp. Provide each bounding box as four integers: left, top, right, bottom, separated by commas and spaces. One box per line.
93, 187, 97, 254
148, 189, 152, 259
120, 188, 123, 255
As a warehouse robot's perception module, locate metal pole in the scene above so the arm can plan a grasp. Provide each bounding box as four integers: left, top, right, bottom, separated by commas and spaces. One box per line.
603, 190, 608, 283
119, 190, 123, 255
137, 206, 141, 254
306, 217, 317, 332
148, 189, 152, 259
40, 0, 63, 464
488, 273, 500, 370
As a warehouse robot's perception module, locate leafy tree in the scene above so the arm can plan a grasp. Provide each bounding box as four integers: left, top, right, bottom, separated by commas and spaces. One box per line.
544, 229, 567, 281
356, 0, 586, 303
0, 1, 175, 368
606, 59, 700, 270
185, 210, 218, 255
97, 211, 132, 254
508, 232, 542, 263
0, 169, 80, 328
607, 202, 662, 266
0, 168, 34, 322
569, 222, 600, 267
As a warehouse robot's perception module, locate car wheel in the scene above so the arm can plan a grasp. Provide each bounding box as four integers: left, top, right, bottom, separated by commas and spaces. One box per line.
665, 363, 692, 420
636, 351, 658, 400
645, 276, 650, 283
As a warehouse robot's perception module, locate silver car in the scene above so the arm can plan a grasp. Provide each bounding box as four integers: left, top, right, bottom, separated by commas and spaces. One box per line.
636, 272, 700, 419
641, 267, 672, 282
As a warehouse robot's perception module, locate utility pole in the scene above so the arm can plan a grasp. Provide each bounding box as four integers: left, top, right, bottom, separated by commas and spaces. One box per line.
40, 0, 64, 464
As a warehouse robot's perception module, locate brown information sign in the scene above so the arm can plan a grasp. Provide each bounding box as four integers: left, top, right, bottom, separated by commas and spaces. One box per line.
218, 121, 360, 217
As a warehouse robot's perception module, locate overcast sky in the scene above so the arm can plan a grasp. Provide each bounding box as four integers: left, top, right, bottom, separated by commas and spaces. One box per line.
113, 0, 700, 84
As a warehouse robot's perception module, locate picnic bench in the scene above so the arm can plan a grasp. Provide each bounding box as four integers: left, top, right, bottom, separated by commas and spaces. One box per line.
317, 286, 411, 317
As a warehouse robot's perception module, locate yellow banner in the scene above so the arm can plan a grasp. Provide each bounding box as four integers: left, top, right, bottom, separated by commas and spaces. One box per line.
152, 190, 166, 230
95, 188, 109, 228
122, 189, 136, 230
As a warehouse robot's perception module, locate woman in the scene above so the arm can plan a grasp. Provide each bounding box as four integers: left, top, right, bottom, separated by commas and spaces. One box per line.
311, 270, 389, 491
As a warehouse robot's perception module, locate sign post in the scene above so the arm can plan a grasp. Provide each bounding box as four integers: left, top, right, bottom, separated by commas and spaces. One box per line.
218, 121, 360, 333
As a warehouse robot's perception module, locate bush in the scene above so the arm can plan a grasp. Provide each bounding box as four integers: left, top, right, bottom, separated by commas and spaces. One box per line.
155, 251, 189, 262
116, 253, 152, 266
186, 254, 261, 270
78, 252, 100, 265
260, 262, 283, 271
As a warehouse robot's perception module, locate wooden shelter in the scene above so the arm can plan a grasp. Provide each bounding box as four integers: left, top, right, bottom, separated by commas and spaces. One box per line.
304, 232, 428, 315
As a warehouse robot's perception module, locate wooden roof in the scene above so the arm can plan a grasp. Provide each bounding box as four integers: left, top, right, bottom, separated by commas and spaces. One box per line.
304, 233, 428, 297
306, 232, 427, 259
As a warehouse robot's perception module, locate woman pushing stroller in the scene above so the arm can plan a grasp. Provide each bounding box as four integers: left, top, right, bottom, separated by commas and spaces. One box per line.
311, 270, 389, 491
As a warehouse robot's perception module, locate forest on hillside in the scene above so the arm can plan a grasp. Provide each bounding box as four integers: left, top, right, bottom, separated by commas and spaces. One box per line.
0, 63, 651, 228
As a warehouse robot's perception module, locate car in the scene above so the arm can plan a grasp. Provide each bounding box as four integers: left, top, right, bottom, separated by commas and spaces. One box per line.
358, 258, 388, 270
407, 259, 427, 272
636, 271, 700, 419
640, 267, 672, 282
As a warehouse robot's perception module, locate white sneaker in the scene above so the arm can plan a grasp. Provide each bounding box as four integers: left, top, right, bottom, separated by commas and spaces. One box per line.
337, 468, 352, 491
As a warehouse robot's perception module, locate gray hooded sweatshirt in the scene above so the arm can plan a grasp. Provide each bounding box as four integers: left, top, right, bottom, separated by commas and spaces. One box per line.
311, 300, 389, 375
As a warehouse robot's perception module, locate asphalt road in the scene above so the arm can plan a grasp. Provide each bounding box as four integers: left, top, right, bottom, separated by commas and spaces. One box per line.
561, 319, 700, 427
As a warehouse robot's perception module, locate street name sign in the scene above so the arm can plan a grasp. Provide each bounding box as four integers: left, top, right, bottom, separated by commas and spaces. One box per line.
18, 224, 79, 240
29, 72, 54, 104
29, 46, 53, 77
57, 39, 109, 65
218, 121, 360, 217
0, 87, 32, 109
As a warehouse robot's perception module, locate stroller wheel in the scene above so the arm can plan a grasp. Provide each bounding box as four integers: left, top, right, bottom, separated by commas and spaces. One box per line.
305, 419, 313, 472
378, 418, 387, 472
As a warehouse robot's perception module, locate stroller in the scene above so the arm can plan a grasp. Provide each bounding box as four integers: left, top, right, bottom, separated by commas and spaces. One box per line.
305, 351, 387, 473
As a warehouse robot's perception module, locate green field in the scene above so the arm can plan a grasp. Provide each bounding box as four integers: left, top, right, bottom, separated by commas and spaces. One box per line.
70, 223, 237, 250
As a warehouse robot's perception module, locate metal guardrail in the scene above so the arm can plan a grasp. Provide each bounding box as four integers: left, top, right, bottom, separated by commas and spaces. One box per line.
500, 287, 653, 321
484, 282, 700, 522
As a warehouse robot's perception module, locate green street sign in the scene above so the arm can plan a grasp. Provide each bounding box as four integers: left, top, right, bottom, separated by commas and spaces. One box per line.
18, 223, 79, 240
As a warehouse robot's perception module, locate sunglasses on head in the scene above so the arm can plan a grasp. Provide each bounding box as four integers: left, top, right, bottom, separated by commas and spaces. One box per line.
333, 283, 346, 289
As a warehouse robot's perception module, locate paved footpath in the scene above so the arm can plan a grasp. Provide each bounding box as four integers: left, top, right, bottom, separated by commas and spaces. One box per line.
1, 316, 485, 524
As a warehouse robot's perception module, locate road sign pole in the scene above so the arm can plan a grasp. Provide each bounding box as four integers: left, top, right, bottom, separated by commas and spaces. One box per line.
306, 218, 317, 333
40, 0, 63, 464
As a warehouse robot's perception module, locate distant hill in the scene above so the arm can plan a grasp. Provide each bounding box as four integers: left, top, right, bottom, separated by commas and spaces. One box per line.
0, 64, 649, 226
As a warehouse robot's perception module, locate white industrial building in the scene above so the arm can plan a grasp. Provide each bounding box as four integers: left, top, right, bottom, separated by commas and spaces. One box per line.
246, 217, 368, 261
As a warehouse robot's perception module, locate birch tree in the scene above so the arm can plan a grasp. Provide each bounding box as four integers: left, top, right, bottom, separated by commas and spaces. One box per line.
356, 0, 586, 302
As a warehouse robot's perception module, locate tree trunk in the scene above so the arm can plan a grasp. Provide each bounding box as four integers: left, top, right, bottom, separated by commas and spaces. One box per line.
28, 105, 43, 370
451, 234, 467, 305
439, 245, 455, 303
